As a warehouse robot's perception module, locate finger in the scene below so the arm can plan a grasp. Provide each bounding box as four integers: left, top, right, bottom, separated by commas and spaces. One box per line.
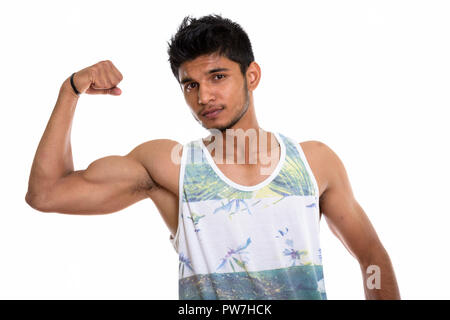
90, 67, 108, 89
105, 61, 123, 84
85, 86, 121, 95
111, 63, 123, 82
102, 62, 121, 88
110, 87, 122, 95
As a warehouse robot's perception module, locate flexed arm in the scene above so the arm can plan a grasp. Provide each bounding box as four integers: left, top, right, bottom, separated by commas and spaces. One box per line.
25, 60, 155, 214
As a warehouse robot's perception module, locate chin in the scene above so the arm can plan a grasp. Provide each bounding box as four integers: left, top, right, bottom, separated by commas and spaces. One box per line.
202, 124, 224, 132
202, 119, 225, 128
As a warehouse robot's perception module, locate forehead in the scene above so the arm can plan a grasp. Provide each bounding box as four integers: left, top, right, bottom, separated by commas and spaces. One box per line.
178, 53, 239, 81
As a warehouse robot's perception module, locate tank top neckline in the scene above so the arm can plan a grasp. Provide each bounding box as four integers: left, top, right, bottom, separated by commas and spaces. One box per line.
198, 131, 287, 192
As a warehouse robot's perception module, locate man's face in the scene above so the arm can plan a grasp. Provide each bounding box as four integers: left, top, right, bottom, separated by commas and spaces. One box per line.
178, 53, 250, 132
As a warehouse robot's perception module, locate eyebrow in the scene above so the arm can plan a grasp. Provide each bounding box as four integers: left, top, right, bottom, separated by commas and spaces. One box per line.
180, 67, 230, 85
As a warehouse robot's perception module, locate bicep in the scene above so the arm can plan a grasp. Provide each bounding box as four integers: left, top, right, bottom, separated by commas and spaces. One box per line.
40, 154, 153, 214
320, 144, 383, 263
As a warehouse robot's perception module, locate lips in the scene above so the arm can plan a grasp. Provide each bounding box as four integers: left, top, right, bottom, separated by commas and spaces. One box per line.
202, 107, 223, 117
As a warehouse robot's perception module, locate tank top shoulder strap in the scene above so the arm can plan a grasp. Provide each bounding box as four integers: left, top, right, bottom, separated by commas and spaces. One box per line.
277, 133, 320, 198
184, 139, 205, 165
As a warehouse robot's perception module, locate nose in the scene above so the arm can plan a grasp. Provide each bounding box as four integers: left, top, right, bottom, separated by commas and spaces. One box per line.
198, 83, 215, 105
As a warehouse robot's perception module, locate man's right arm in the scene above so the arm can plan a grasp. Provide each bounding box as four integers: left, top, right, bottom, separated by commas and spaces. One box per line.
26, 147, 155, 214
25, 60, 155, 214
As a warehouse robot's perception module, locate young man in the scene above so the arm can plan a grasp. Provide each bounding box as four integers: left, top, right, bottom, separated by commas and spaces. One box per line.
25, 14, 400, 300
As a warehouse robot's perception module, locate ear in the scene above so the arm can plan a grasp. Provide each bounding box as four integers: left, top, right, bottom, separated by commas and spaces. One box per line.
245, 61, 261, 91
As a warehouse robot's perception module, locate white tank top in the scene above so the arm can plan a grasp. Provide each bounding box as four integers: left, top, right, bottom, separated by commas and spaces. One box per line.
169, 132, 327, 299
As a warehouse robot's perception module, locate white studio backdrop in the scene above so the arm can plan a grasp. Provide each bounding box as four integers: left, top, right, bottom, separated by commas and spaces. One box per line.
0, 0, 449, 299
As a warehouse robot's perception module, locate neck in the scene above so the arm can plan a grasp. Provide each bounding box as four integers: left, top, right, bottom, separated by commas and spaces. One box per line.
203, 127, 279, 166
202, 99, 280, 165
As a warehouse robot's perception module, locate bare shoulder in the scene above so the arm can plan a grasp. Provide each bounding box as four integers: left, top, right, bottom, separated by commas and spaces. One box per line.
300, 140, 332, 161
128, 138, 183, 195
299, 140, 340, 197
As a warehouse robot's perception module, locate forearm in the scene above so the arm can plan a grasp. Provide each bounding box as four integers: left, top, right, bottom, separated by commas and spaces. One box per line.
360, 247, 401, 300
26, 77, 79, 199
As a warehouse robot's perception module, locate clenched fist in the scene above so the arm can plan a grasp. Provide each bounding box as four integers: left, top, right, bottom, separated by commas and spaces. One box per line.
70, 60, 123, 96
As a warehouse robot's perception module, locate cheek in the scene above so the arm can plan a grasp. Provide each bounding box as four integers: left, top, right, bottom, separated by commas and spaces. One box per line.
183, 92, 192, 102
223, 83, 242, 105
231, 87, 246, 108
184, 94, 197, 108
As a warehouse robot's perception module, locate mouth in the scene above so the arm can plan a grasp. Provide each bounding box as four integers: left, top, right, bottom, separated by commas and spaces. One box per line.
202, 107, 223, 119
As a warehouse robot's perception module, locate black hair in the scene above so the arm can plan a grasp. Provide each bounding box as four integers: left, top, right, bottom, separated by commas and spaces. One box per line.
167, 14, 255, 83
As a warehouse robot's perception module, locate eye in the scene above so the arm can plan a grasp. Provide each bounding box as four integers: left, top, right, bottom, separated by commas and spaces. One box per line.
185, 82, 197, 91
214, 74, 226, 80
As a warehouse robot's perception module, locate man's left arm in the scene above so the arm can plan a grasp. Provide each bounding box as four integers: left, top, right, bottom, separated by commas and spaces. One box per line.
315, 142, 401, 300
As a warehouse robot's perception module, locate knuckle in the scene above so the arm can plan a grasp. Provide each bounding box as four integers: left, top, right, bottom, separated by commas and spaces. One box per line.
95, 78, 105, 87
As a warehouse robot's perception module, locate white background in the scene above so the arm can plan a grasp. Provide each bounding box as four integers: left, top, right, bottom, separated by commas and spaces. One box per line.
1, 0, 449, 299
